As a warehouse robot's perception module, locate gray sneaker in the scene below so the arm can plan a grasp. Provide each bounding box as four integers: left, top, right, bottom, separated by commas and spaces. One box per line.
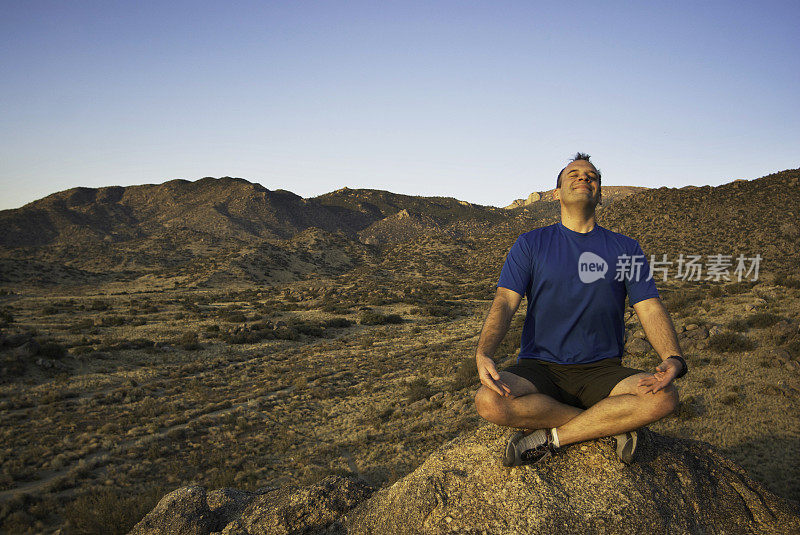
503, 429, 556, 467
613, 430, 638, 464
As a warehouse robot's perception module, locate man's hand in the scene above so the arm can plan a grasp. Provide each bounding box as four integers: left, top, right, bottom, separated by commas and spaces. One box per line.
477, 355, 512, 397
638, 358, 682, 394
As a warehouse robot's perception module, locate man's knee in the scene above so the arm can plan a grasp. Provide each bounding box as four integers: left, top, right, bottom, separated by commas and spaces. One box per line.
643, 385, 679, 420
474, 386, 510, 425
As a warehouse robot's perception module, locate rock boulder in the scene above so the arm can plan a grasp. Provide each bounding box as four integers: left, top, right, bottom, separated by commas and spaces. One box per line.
346, 425, 800, 534
131, 426, 800, 534
129, 476, 373, 535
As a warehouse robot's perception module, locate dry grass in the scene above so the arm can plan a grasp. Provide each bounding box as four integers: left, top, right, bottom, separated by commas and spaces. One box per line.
0, 275, 798, 532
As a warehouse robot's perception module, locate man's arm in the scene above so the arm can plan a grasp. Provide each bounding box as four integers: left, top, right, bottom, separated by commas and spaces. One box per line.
632, 297, 684, 394
476, 287, 523, 397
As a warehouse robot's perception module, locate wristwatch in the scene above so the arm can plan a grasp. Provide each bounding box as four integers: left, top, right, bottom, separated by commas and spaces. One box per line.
667, 355, 688, 378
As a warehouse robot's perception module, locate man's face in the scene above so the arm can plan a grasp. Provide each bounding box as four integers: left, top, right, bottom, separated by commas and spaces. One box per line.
555, 160, 601, 208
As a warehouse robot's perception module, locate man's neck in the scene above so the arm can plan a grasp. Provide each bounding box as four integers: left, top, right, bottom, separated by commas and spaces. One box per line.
559, 206, 597, 233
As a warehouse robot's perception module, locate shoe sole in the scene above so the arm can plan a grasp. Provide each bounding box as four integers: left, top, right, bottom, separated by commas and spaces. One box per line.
520, 448, 554, 466
615, 431, 637, 464
503, 431, 524, 467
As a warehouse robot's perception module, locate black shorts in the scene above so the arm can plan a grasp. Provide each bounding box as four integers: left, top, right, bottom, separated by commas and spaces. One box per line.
503, 358, 644, 409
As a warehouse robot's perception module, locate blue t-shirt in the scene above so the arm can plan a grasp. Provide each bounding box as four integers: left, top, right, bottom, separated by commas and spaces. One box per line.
497, 222, 659, 365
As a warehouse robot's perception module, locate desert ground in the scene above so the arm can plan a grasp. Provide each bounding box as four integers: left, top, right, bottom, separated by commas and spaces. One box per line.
1, 267, 798, 533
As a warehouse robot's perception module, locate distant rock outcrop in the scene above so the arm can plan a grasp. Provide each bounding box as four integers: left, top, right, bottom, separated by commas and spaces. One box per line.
504, 191, 542, 209
130, 426, 800, 534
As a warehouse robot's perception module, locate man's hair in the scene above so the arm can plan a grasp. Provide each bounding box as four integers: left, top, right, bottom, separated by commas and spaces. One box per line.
556, 152, 601, 188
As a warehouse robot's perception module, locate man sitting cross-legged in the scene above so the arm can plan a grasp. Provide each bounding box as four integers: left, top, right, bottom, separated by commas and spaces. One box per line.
474, 153, 686, 466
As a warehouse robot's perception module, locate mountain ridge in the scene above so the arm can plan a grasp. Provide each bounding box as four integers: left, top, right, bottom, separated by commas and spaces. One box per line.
1, 169, 798, 286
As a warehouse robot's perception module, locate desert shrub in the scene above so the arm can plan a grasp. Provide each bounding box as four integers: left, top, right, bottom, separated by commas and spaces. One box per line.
675, 395, 704, 419
1, 355, 26, 376
179, 332, 200, 351
700, 377, 716, 388
786, 339, 800, 359
378, 406, 395, 421
774, 273, 800, 289
681, 317, 703, 327
131, 317, 146, 326
746, 312, 781, 329
324, 317, 352, 328
321, 303, 353, 314
450, 356, 479, 391
0, 309, 13, 326
664, 289, 704, 313
359, 311, 403, 325
134, 396, 164, 418
205, 325, 220, 333
726, 317, 749, 332
64, 486, 168, 535
221, 325, 291, 344
38, 341, 66, 359
68, 319, 95, 333
89, 300, 109, 311
101, 315, 126, 327
707, 285, 723, 298
719, 392, 741, 406
407, 377, 432, 402
708, 333, 756, 352
293, 320, 325, 337
99, 338, 155, 351
419, 305, 450, 317
725, 281, 756, 294
222, 312, 247, 323
0, 510, 35, 533
181, 300, 202, 314
425, 300, 464, 318
42, 305, 59, 315
365, 296, 392, 306
273, 327, 298, 341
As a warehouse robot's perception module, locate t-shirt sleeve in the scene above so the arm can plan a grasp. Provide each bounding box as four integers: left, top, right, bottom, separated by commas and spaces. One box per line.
626, 240, 660, 305
497, 235, 532, 297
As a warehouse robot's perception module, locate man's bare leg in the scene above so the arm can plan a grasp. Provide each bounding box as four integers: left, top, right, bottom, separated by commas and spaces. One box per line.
555, 373, 678, 446
475, 372, 678, 443
475, 371, 582, 430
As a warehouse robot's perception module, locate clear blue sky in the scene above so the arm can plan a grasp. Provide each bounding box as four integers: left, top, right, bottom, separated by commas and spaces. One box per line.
2, 1, 798, 210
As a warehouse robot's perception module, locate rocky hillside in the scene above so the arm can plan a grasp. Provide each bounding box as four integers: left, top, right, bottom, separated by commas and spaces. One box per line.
597, 169, 800, 274
131, 425, 800, 534
1, 169, 797, 286
0, 178, 315, 247
0, 180, 506, 283
0, 181, 506, 251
